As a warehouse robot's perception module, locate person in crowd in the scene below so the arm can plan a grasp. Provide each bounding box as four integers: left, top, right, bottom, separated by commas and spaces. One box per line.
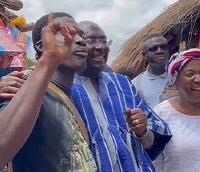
72, 21, 171, 172
0, 20, 171, 172
153, 48, 200, 172
0, 12, 97, 172
132, 33, 169, 108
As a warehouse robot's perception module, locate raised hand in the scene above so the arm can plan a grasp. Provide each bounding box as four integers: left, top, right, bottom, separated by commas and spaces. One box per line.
125, 108, 147, 138
41, 13, 77, 66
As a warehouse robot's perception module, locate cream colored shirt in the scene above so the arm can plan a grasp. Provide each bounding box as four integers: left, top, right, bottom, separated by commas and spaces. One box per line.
153, 100, 200, 172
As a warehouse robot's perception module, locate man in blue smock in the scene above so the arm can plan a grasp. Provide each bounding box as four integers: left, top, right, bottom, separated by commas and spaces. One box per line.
72, 21, 171, 172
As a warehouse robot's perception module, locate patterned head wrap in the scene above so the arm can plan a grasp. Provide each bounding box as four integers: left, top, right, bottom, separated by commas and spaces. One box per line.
168, 48, 200, 84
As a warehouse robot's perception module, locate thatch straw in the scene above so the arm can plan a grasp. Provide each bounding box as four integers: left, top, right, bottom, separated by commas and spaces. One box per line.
111, 0, 200, 79
0, 0, 23, 11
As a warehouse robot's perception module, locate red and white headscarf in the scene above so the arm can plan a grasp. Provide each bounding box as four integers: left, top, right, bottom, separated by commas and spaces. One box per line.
168, 48, 200, 84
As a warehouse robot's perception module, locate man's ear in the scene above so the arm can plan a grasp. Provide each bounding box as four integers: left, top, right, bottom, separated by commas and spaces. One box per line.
35, 40, 43, 52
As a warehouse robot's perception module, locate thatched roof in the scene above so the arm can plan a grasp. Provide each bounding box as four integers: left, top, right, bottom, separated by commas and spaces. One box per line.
111, 0, 200, 79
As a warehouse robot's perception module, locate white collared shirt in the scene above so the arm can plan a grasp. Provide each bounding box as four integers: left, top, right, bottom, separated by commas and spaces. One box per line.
132, 69, 168, 108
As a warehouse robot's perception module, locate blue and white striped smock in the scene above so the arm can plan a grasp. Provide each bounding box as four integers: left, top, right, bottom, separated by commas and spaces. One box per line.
72, 72, 171, 172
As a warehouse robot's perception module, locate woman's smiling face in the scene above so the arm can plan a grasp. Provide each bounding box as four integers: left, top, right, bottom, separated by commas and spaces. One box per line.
176, 59, 200, 104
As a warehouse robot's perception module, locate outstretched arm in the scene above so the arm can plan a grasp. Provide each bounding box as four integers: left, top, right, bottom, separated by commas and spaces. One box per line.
0, 14, 76, 169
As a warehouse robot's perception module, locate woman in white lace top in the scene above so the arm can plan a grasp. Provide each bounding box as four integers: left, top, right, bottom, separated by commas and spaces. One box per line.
153, 48, 200, 172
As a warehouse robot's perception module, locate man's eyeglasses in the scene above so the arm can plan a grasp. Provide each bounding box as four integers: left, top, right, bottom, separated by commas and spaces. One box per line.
148, 44, 169, 52
85, 38, 112, 46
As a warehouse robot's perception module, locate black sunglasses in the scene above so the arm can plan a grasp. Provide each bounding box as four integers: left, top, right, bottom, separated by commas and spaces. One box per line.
148, 44, 169, 52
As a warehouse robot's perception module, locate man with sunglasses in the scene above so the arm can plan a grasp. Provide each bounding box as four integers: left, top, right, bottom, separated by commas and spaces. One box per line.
72, 22, 171, 171
132, 33, 170, 108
